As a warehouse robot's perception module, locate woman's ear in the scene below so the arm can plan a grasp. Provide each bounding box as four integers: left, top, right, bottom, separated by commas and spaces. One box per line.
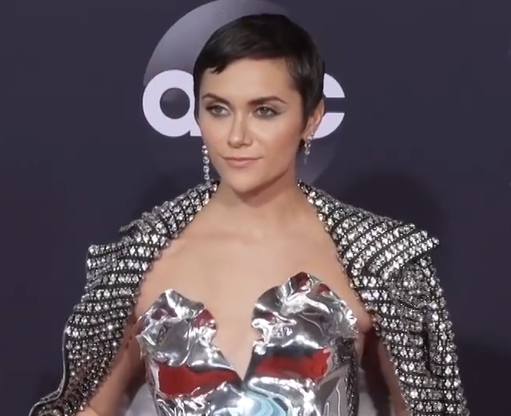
304, 99, 325, 138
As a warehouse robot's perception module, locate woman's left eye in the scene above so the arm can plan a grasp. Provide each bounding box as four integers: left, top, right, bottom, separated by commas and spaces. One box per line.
256, 107, 277, 117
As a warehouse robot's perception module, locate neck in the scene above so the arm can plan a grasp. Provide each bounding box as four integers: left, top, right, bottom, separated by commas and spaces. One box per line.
211, 173, 309, 235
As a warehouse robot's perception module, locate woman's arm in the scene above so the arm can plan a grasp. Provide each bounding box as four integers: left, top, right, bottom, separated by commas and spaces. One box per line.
364, 330, 410, 416
365, 255, 468, 416
373, 337, 410, 416
30, 237, 149, 416
78, 409, 102, 416
31, 312, 143, 416
77, 317, 143, 416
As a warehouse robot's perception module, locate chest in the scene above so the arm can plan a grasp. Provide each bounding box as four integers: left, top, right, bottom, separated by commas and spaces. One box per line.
137, 236, 372, 375
143, 234, 344, 314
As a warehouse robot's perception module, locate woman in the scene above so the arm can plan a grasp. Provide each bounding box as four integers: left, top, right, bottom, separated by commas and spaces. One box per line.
30, 13, 468, 416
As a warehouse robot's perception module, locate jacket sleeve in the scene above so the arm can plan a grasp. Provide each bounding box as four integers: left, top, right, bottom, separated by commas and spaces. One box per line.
409, 255, 469, 415
29, 239, 140, 416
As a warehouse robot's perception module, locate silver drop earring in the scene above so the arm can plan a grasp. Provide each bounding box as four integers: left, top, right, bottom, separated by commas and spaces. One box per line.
303, 134, 313, 164
202, 144, 211, 183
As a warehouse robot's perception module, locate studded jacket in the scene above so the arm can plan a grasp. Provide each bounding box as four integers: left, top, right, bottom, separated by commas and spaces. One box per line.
29, 181, 469, 416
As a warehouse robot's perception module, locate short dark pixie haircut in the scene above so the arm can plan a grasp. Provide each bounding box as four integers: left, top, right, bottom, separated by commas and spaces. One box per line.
193, 13, 325, 124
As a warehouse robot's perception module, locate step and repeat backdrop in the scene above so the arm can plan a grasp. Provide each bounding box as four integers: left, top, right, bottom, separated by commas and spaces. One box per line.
0, 0, 510, 415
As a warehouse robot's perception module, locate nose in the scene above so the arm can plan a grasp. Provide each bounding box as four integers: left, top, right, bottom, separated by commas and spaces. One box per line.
227, 114, 251, 148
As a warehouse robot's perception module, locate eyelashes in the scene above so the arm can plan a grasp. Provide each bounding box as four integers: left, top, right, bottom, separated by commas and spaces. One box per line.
205, 105, 227, 116
204, 105, 279, 118
256, 106, 278, 118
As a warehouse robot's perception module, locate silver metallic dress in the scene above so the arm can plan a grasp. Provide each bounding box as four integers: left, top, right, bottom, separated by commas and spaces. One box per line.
29, 181, 469, 416
136, 273, 359, 416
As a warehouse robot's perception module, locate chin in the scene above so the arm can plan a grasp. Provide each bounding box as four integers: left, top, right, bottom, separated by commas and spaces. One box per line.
219, 173, 268, 196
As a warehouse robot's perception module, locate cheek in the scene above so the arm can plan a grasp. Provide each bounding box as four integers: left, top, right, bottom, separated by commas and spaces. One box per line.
197, 115, 225, 149
254, 117, 302, 155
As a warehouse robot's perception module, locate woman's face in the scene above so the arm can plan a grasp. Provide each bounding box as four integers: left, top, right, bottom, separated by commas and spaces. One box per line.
197, 58, 323, 194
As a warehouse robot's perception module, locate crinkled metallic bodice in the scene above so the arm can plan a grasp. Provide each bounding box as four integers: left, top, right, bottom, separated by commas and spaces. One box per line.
135, 272, 359, 416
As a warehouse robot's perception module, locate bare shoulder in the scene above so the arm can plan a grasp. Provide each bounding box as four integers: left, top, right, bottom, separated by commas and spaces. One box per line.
133, 209, 223, 319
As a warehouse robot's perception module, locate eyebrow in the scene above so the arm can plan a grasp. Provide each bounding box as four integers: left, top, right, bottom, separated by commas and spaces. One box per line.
200, 92, 288, 106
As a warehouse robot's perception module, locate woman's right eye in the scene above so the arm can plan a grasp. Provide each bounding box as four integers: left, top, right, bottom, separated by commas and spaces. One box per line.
206, 105, 228, 116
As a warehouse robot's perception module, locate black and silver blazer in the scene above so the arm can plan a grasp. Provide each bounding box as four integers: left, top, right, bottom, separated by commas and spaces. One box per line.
29, 181, 469, 416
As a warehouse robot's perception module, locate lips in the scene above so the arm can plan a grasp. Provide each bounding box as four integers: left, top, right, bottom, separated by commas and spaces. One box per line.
223, 157, 260, 168
224, 157, 257, 161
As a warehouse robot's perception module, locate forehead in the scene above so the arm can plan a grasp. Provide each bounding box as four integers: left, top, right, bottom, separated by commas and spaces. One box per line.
199, 58, 298, 101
